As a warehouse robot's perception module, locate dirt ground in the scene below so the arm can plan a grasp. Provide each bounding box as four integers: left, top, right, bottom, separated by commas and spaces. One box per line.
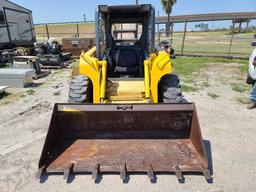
0, 61, 255, 192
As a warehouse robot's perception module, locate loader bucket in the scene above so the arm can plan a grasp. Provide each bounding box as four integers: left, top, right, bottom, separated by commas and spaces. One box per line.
38, 103, 211, 181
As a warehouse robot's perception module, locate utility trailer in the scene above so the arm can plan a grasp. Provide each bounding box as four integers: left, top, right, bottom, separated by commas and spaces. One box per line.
0, 0, 36, 64
0, 0, 35, 49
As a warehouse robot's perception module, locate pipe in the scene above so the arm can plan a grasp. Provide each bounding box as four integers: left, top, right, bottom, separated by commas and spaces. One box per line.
100, 60, 107, 102
144, 60, 150, 101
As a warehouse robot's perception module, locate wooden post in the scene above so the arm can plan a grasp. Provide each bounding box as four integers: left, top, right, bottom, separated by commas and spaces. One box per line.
171, 23, 174, 43
228, 17, 236, 57
158, 29, 161, 43
181, 18, 188, 55
246, 20, 250, 30
135, 0, 139, 38
77, 24, 80, 37
121, 24, 123, 39
45, 24, 50, 39
157, 11, 160, 33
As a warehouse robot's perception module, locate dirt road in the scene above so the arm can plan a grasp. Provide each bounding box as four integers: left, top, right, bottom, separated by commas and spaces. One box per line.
0, 62, 255, 192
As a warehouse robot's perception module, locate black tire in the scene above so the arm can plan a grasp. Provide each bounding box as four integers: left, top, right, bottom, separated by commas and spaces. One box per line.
69, 75, 92, 103
159, 74, 183, 103
246, 73, 256, 85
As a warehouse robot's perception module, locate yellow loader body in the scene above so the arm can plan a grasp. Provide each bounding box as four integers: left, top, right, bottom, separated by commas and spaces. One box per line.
38, 4, 211, 182
78, 46, 171, 104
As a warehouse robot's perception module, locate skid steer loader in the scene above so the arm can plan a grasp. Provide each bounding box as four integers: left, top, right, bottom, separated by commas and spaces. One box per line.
37, 4, 211, 182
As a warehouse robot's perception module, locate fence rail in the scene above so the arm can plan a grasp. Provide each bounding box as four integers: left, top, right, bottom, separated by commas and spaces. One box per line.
35, 22, 95, 41
35, 21, 255, 59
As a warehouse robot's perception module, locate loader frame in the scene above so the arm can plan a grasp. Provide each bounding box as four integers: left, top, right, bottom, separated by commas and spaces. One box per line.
78, 5, 172, 103
79, 47, 171, 103
38, 4, 212, 182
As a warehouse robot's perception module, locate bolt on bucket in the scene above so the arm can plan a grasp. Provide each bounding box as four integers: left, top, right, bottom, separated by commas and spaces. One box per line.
37, 103, 211, 181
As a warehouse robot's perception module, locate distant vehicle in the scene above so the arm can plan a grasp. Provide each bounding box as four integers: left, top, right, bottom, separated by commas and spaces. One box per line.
0, 0, 36, 49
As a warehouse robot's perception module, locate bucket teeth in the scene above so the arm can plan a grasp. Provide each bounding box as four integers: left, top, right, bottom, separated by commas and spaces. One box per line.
36, 166, 46, 179
120, 164, 127, 181
63, 163, 74, 180
203, 168, 212, 181
38, 103, 210, 181
147, 165, 154, 181
174, 165, 183, 181
92, 164, 100, 181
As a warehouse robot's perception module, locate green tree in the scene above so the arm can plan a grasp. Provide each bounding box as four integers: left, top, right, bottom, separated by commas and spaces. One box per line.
161, 0, 177, 37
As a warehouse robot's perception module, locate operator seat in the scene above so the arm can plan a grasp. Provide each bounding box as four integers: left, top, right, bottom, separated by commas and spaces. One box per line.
106, 35, 145, 77
112, 48, 141, 76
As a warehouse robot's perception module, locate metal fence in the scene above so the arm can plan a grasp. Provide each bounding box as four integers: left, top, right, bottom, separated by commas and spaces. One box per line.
35, 20, 256, 59
35, 22, 95, 42
157, 19, 256, 59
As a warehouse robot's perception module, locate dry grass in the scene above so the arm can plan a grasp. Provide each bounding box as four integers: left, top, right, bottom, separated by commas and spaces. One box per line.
163, 30, 256, 57
35, 23, 95, 41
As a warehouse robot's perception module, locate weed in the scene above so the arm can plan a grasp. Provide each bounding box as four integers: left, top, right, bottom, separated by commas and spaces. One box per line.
236, 76, 243, 81
231, 84, 251, 93
53, 91, 61, 96
172, 57, 247, 79
207, 92, 219, 99
26, 89, 35, 95
69, 59, 80, 68
236, 96, 251, 104
0, 91, 26, 105
172, 57, 209, 77
182, 84, 198, 92
2, 101, 10, 105
202, 81, 210, 87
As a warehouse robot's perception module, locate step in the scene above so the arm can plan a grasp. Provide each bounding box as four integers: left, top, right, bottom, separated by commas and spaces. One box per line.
109, 94, 144, 101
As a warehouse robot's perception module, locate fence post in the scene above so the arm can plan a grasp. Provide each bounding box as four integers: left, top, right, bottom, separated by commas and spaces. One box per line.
171, 23, 174, 43
228, 16, 236, 57
77, 24, 80, 37
121, 24, 123, 39
157, 11, 160, 33
45, 24, 50, 39
181, 18, 188, 55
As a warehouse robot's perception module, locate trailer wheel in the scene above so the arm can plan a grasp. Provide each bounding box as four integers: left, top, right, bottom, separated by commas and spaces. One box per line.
159, 74, 183, 103
69, 75, 93, 103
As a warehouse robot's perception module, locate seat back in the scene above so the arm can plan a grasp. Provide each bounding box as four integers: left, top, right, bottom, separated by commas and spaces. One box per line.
108, 47, 142, 77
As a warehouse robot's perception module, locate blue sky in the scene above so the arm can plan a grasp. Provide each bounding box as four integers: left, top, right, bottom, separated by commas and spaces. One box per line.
12, 0, 256, 24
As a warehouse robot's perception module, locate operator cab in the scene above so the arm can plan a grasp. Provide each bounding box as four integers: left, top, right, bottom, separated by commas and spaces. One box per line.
96, 4, 155, 77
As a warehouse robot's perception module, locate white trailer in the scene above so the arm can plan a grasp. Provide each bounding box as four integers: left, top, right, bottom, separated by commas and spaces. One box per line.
0, 0, 36, 49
